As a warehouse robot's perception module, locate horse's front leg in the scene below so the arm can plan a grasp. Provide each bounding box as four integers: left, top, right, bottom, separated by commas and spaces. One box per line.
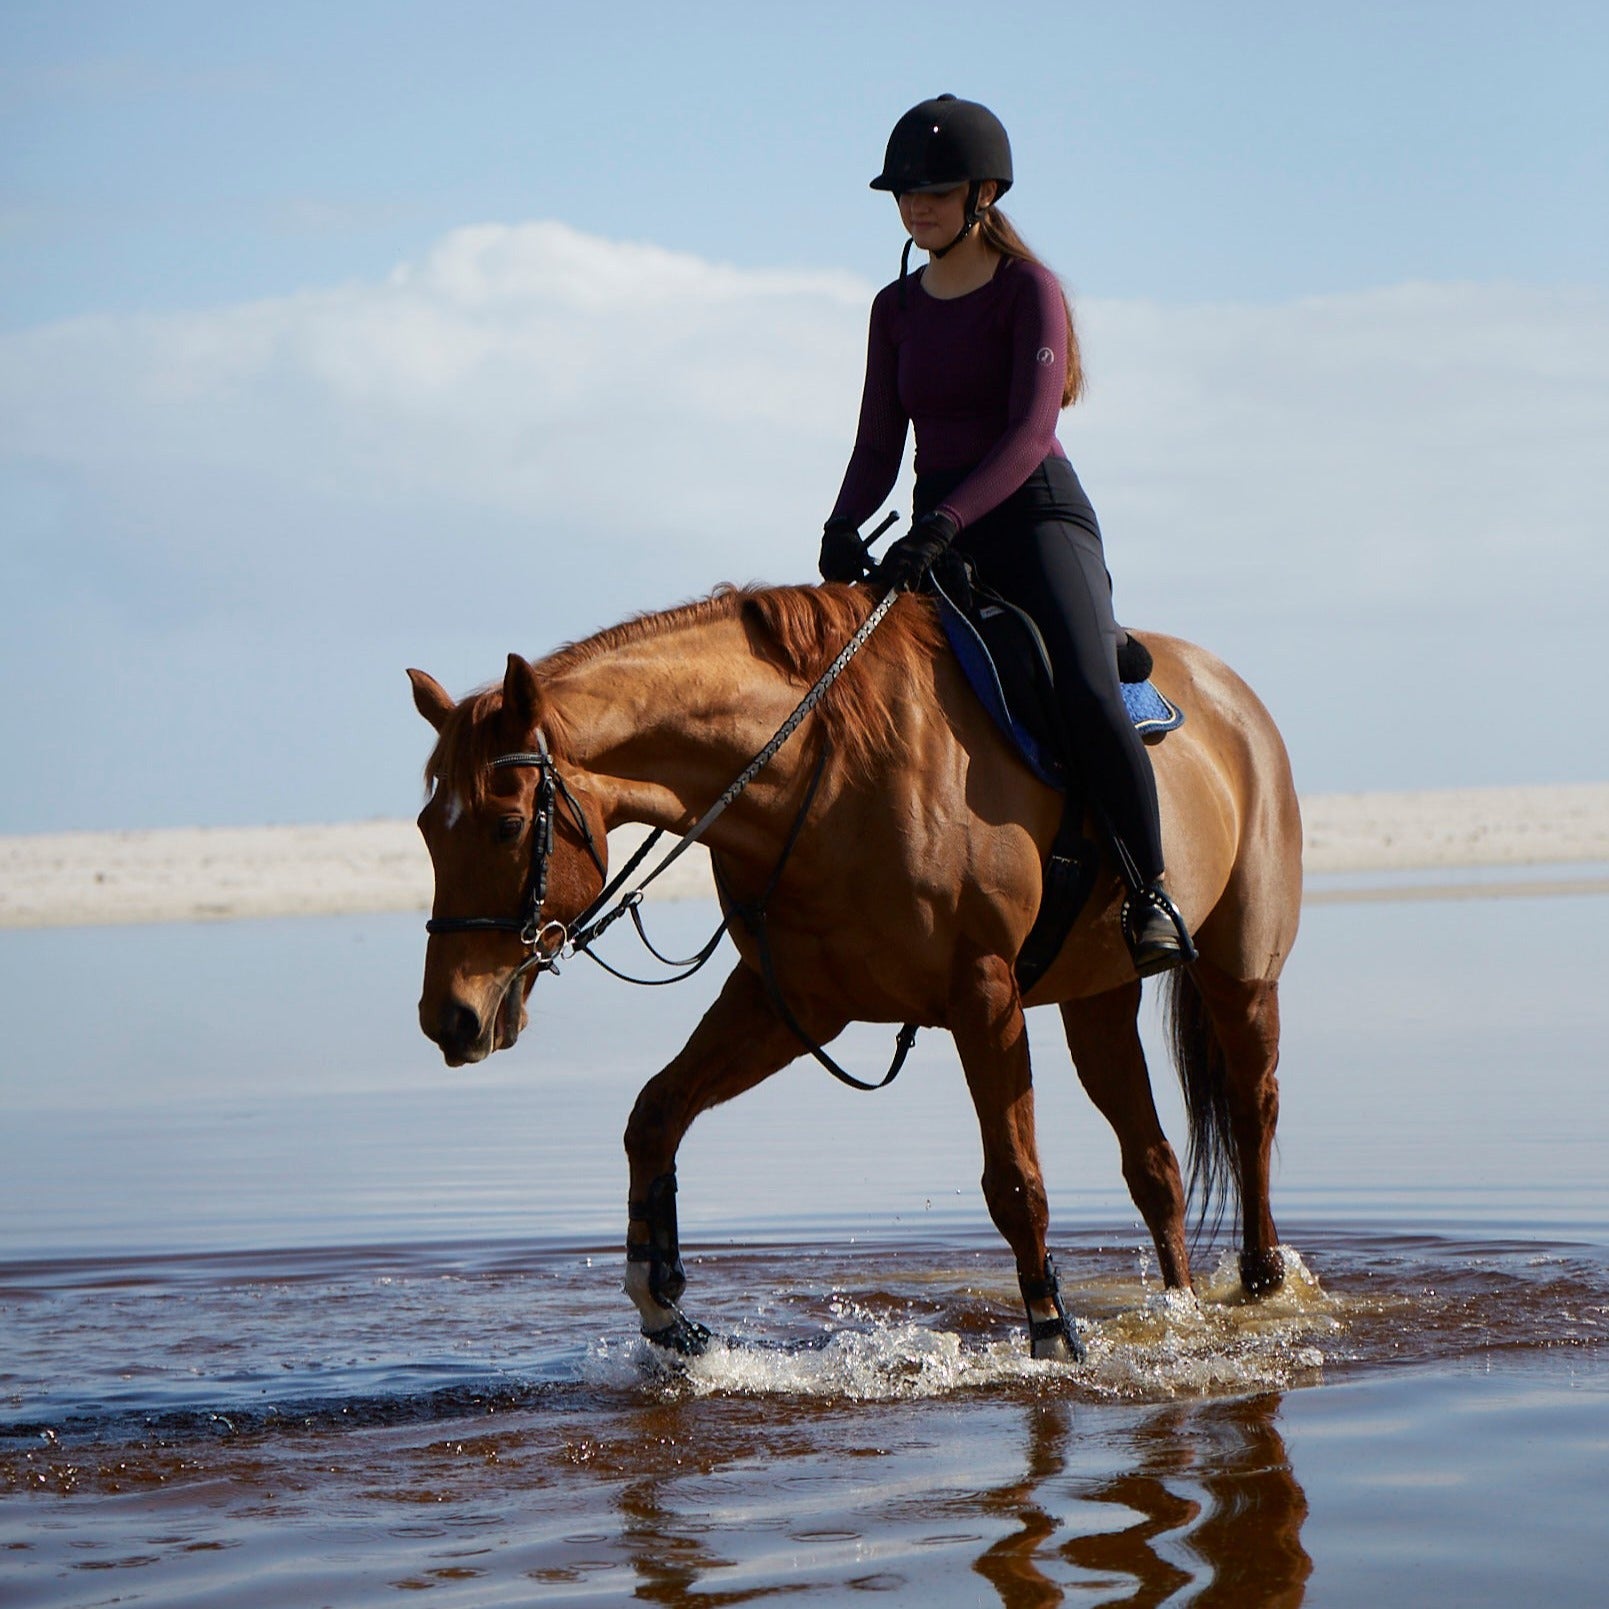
950, 951, 1085, 1362
624, 1170, 708, 1354
622, 961, 842, 1353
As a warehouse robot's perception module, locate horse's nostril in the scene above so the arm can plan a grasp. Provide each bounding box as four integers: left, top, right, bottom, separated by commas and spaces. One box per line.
438, 1001, 482, 1053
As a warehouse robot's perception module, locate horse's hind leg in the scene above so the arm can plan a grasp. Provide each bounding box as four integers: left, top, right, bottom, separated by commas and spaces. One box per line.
1058, 982, 1192, 1290
950, 951, 1083, 1361
622, 962, 842, 1350
1186, 958, 1286, 1296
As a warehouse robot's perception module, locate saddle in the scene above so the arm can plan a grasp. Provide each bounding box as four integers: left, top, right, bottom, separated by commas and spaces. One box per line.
928, 557, 1184, 991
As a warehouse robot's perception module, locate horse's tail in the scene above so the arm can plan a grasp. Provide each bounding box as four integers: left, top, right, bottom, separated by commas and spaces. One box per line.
1164, 965, 1240, 1247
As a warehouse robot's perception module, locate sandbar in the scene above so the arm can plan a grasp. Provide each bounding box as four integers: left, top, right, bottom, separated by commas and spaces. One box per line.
2, 784, 1606, 929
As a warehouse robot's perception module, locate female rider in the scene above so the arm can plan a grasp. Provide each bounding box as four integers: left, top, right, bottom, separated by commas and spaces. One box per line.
819, 94, 1194, 976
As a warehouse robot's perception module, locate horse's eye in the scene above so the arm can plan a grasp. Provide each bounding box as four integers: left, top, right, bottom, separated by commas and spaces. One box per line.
496, 815, 525, 844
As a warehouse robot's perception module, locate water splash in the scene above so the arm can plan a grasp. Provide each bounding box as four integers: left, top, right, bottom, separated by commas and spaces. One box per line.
584, 1322, 1055, 1401
1081, 1248, 1340, 1400
581, 1245, 1345, 1405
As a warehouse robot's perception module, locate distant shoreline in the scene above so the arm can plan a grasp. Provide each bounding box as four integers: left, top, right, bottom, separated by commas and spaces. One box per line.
2, 784, 1606, 930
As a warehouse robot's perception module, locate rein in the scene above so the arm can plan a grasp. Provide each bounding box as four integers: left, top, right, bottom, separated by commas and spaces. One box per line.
427, 548, 920, 1088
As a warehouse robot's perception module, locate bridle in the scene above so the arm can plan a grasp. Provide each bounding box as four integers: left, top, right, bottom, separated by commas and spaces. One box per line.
422, 556, 920, 1088
423, 733, 614, 1040
425, 732, 608, 947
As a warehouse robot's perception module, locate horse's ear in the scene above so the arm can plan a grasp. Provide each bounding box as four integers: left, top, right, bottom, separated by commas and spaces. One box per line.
502, 653, 542, 740
408, 668, 454, 732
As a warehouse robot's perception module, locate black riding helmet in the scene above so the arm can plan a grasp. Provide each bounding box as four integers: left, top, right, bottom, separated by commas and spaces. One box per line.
869, 94, 1014, 199
871, 95, 1013, 292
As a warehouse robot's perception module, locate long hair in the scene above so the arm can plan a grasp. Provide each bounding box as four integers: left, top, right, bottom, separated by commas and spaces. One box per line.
980, 206, 1084, 407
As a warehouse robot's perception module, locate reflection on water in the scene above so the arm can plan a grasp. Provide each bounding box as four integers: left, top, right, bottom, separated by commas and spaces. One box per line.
975, 1395, 1311, 1609
1184, 1398, 1312, 1609
975, 1402, 1084, 1608
586, 1389, 1314, 1608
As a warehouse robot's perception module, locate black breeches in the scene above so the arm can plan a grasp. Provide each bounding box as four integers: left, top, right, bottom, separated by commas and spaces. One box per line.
917, 456, 1166, 885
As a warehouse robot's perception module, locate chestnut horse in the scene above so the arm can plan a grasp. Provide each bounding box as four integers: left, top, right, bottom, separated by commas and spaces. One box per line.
407, 583, 1302, 1359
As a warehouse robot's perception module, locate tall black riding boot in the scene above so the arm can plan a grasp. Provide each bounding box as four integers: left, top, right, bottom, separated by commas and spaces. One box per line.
1121, 877, 1198, 977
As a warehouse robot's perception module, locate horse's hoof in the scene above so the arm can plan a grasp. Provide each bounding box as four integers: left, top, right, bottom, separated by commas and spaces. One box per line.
1241, 1248, 1286, 1298
643, 1310, 713, 1356
1028, 1315, 1087, 1364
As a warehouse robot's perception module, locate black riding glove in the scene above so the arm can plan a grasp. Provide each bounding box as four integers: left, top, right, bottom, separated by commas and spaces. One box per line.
875, 510, 958, 592
818, 519, 867, 583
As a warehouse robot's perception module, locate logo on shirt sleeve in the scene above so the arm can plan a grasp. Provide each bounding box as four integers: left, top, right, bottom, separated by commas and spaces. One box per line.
1036, 346, 1055, 366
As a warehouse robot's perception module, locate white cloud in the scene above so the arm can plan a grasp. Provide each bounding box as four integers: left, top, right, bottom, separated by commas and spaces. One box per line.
1, 222, 872, 601
2, 221, 1605, 824
5, 225, 1600, 614
1071, 282, 1608, 622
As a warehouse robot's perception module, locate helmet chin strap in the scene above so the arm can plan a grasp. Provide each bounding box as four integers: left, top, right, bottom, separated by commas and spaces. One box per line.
930, 181, 984, 259
899, 181, 985, 303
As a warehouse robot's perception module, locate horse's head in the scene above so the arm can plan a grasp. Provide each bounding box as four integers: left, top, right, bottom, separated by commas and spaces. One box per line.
408, 654, 608, 1066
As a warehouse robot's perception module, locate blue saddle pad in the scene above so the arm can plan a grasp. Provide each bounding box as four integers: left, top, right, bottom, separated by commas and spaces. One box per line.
934, 585, 1183, 790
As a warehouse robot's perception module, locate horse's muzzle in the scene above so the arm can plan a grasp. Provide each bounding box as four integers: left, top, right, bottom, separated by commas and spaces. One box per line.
423, 970, 533, 1064
426, 997, 493, 1066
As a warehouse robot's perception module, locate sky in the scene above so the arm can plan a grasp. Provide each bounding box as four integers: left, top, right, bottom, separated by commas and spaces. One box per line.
3, 2, 1606, 833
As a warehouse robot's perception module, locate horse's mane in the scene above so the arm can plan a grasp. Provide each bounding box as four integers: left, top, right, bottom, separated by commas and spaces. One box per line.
425, 584, 946, 801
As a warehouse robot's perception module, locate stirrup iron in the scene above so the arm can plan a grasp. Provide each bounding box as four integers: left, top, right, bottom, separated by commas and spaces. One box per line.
1121, 882, 1198, 978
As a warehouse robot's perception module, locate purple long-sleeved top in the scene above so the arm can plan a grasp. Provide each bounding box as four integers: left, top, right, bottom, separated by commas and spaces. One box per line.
829, 255, 1069, 533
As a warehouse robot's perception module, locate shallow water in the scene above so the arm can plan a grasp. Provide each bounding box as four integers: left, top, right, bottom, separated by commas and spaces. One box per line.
6, 1230, 1607, 1606
3, 895, 1607, 1604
